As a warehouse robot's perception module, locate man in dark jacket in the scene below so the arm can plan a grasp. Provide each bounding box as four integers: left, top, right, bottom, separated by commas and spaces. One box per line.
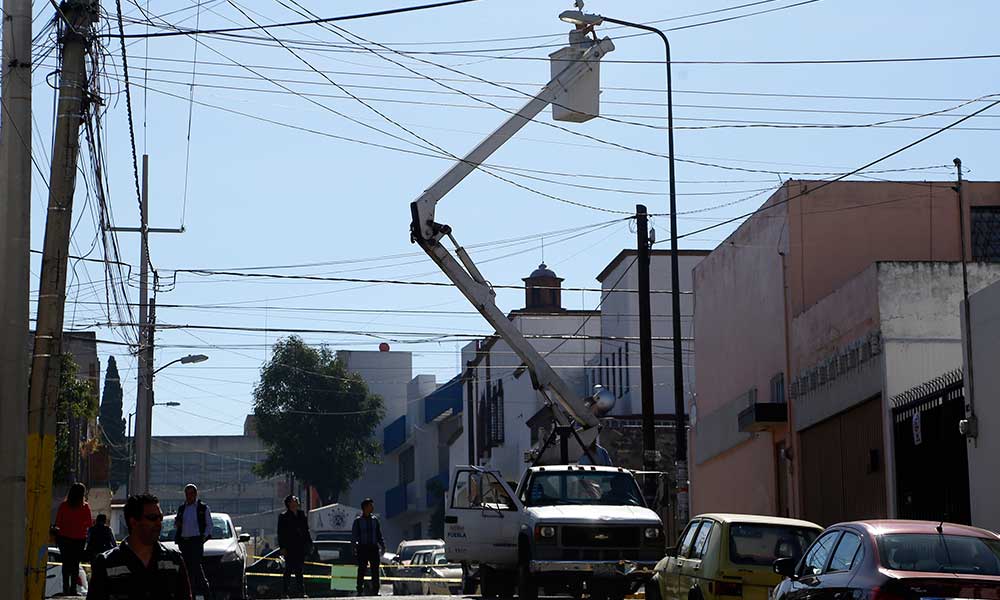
351, 498, 385, 596
277, 495, 311, 597
174, 484, 211, 597
86, 514, 118, 560
87, 493, 192, 600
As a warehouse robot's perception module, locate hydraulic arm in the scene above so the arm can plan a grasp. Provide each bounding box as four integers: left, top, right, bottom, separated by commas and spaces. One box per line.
409, 34, 614, 437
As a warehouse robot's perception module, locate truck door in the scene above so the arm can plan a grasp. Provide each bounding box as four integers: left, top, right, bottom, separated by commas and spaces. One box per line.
445, 468, 521, 565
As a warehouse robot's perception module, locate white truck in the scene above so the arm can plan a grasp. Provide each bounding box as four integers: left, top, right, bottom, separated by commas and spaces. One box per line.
445, 465, 663, 600
407, 20, 663, 600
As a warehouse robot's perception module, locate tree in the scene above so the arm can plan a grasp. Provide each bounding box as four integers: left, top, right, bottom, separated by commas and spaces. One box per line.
99, 356, 128, 491
54, 353, 98, 484
252, 336, 385, 504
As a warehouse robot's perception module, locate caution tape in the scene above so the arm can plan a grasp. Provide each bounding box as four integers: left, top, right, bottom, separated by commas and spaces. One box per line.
246, 571, 462, 583
249, 555, 462, 571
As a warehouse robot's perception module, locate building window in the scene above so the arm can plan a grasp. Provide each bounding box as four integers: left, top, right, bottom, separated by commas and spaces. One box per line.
400, 447, 415, 485
971, 206, 1000, 262
770, 373, 786, 404
489, 380, 505, 446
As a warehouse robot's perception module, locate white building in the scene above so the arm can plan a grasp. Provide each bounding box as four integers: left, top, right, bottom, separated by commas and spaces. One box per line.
962, 276, 1000, 533
591, 250, 707, 417
337, 349, 415, 545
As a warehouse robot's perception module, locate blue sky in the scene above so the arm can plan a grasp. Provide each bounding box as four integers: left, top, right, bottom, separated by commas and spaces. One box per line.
24, 0, 1000, 435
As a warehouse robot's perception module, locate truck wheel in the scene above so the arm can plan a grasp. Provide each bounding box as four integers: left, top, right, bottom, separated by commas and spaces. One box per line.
481, 566, 497, 599
517, 562, 537, 600
462, 562, 479, 596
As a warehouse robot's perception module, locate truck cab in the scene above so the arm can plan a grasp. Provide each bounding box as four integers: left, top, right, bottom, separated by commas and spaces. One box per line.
445, 465, 664, 600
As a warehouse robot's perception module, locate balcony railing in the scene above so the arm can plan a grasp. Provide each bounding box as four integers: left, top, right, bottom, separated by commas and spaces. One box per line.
424, 376, 463, 423
383, 415, 407, 454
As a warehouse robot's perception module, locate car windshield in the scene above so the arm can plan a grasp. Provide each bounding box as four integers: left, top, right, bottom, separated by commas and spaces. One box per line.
400, 544, 440, 561
159, 515, 233, 542
728, 523, 819, 566
878, 534, 1000, 575
523, 471, 644, 507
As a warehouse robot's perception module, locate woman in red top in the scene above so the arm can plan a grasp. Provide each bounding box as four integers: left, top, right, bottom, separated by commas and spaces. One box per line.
54, 482, 92, 596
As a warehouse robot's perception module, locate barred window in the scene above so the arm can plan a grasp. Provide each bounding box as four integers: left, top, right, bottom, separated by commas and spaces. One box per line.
971, 207, 1000, 262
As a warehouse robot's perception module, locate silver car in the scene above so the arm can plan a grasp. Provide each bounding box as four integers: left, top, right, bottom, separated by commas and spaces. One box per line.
160, 513, 250, 600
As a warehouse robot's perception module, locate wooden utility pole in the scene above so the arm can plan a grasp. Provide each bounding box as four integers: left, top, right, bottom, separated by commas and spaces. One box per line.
25, 2, 99, 598
0, 0, 34, 597
110, 156, 183, 493
636, 205, 657, 498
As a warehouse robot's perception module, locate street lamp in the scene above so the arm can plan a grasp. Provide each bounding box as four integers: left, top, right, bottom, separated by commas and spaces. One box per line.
560, 8, 688, 529
126, 401, 181, 497
153, 353, 209, 375
132, 353, 209, 494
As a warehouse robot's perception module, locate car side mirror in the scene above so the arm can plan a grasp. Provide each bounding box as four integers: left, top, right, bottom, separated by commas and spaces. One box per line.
774, 557, 797, 579
239, 533, 251, 543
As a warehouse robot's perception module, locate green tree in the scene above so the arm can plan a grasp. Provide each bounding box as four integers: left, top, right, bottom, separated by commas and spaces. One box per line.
99, 356, 128, 491
54, 353, 99, 484
252, 336, 385, 504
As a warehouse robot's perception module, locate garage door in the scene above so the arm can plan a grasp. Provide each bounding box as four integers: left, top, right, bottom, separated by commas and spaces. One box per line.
800, 395, 887, 525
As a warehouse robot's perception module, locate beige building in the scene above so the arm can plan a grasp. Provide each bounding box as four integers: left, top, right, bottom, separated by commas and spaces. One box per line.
691, 180, 1000, 525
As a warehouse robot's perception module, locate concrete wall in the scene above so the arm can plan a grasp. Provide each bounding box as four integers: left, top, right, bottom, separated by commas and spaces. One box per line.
963, 279, 1000, 533
691, 189, 789, 516
786, 181, 1000, 317
596, 251, 706, 416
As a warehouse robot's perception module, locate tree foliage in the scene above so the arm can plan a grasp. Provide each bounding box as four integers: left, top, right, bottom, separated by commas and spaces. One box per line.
55, 354, 98, 484
252, 336, 385, 504
99, 356, 128, 491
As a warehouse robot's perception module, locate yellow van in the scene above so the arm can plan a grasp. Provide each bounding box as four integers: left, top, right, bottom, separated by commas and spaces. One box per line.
650, 514, 822, 600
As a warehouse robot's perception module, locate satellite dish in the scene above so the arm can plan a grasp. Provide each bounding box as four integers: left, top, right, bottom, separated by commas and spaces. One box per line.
590, 384, 616, 417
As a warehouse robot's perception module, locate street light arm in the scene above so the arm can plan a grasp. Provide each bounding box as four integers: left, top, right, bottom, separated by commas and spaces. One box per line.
152, 357, 183, 375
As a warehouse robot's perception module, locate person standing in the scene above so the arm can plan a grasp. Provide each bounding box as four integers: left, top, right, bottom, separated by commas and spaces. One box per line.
87, 493, 192, 600
277, 495, 312, 597
174, 484, 212, 598
351, 498, 385, 596
54, 482, 93, 596
86, 514, 118, 560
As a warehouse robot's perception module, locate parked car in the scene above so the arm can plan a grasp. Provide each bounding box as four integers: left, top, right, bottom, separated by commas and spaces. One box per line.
420, 549, 463, 596
390, 539, 445, 595
45, 546, 88, 598
247, 540, 356, 598
649, 514, 822, 600
773, 520, 1000, 600
160, 512, 249, 600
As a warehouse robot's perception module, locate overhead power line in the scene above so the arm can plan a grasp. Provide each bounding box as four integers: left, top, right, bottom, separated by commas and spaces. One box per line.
103, 0, 479, 39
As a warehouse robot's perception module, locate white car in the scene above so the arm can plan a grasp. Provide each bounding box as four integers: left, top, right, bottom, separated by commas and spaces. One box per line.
160, 512, 250, 600
45, 546, 88, 598
391, 539, 445, 595
419, 549, 462, 596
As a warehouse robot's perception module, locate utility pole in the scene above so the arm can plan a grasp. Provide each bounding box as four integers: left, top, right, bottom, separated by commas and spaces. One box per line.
0, 0, 33, 597
954, 158, 979, 440
110, 156, 183, 493
636, 205, 657, 502
25, 2, 99, 598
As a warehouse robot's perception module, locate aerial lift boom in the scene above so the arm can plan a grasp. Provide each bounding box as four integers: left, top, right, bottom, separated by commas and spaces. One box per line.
409, 33, 615, 455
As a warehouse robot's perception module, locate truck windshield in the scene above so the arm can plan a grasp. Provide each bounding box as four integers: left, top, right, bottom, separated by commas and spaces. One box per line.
523, 471, 644, 507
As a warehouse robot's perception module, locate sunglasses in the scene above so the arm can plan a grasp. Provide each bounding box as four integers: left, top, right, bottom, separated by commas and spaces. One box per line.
141, 513, 164, 522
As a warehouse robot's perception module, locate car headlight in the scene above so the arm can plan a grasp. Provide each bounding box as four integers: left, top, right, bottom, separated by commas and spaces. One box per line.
644, 527, 663, 540
535, 525, 557, 540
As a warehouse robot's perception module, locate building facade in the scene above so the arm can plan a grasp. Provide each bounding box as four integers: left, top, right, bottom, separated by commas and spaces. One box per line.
145, 416, 287, 542
691, 179, 1000, 525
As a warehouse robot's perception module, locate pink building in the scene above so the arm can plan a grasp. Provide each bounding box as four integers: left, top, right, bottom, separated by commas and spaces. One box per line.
691, 180, 1000, 525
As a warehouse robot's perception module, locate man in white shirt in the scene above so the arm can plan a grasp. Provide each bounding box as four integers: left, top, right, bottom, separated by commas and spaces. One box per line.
174, 484, 212, 597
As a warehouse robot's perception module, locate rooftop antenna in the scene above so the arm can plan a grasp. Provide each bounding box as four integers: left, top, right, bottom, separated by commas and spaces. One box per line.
540, 237, 545, 264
